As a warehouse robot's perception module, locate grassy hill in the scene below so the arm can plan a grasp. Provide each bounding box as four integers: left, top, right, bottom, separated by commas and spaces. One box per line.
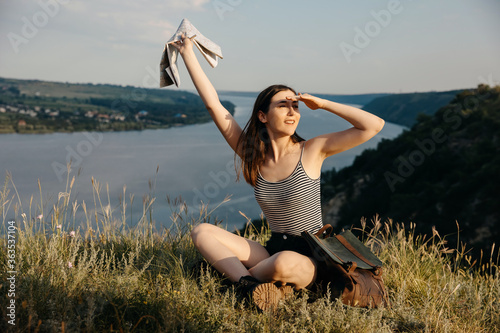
0, 77, 234, 133
316, 92, 391, 107
362, 89, 465, 127
322, 84, 500, 258
0, 175, 498, 332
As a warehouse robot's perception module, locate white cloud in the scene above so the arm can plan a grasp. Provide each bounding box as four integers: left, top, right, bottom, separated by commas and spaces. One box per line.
68, 0, 209, 45
1, 0, 210, 52
64, 1, 88, 13
162, 0, 211, 10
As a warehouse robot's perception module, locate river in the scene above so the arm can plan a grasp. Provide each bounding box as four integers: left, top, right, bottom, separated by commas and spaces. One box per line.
0, 93, 405, 231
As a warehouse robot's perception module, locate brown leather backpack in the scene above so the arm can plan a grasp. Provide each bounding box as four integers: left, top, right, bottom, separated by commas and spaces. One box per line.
302, 225, 390, 308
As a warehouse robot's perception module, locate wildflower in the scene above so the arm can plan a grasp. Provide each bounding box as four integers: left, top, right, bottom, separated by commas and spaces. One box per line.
37, 214, 43, 220
57, 225, 62, 230
69, 231, 76, 238
68, 262, 73, 268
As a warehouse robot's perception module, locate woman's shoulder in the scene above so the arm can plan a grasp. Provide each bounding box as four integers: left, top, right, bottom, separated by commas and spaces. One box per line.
302, 138, 327, 179
303, 137, 326, 157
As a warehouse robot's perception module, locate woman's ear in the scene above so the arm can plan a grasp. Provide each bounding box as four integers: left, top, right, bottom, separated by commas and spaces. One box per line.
258, 110, 267, 123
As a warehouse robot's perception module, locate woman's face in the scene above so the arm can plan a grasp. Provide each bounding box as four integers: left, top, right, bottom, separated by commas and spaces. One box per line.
259, 90, 300, 137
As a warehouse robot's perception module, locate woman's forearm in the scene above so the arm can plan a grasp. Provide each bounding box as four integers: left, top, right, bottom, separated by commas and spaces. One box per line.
321, 99, 385, 133
181, 49, 223, 110
178, 45, 242, 151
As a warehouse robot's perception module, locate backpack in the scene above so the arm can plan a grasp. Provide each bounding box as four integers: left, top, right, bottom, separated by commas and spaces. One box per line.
302, 225, 390, 308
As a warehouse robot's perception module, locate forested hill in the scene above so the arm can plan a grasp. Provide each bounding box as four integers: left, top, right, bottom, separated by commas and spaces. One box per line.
321, 85, 500, 255
362, 89, 464, 127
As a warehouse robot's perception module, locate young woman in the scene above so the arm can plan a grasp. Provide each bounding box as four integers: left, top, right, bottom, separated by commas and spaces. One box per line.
171, 35, 385, 310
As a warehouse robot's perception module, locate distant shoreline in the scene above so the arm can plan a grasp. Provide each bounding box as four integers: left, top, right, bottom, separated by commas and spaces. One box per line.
0, 76, 235, 135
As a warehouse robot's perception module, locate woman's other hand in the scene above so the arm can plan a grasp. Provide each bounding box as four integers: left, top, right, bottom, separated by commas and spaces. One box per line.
287, 93, 325, 110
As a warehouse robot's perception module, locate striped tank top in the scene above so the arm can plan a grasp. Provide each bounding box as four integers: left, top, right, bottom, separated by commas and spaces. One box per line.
254, 143, 323, 236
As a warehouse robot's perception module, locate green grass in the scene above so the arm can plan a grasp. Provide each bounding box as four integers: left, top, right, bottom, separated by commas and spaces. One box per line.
0, 170, 499, 332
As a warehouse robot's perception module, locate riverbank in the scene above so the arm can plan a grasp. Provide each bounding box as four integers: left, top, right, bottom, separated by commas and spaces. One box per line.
0, 77, 235, 134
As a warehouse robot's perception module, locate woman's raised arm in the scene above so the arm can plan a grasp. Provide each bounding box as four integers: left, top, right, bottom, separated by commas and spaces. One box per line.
172, 36, 242, 153
289, 94, 385, 159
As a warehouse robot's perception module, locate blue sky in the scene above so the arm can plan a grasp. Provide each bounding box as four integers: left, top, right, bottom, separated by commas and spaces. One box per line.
1, 0, 499, 94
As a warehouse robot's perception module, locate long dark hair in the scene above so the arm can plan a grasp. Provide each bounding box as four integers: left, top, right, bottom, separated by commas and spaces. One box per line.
235, 84, 305, 186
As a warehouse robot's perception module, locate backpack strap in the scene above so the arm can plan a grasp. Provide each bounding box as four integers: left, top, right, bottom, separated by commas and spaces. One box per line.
315, 224, 334, 238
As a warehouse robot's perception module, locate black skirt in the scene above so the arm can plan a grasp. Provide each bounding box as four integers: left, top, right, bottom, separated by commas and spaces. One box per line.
264, 232, 330, 290
264, 232, 314, 257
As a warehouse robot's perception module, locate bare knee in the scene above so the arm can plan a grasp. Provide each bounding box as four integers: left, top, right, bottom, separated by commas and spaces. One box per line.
270, 251, 316, 288
191, 223, 214, 247
270, 251, 298, 280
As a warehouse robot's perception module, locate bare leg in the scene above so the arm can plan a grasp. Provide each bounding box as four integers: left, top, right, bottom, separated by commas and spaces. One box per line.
249, 251, 317, 290
191, 223, 270, 282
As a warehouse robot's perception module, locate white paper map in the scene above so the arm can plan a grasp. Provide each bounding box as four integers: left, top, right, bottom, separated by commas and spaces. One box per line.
160, 18, 223, 87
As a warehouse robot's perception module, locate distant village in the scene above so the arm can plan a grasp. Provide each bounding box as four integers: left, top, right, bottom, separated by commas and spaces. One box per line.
0, 79, 208, 133
0, 101, 188, 129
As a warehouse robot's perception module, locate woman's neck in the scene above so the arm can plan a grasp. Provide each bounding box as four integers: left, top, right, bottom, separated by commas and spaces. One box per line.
267, 137, 299, 163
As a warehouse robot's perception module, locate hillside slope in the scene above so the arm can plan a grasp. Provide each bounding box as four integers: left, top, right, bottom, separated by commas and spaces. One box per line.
322, 85, 500, 255
362, 89, 464, 127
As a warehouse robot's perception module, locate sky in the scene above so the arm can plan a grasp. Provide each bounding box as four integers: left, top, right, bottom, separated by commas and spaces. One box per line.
1, 0, 499, 95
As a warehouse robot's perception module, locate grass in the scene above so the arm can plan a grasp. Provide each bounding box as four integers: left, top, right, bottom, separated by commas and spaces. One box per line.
0, 171, 499, 333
